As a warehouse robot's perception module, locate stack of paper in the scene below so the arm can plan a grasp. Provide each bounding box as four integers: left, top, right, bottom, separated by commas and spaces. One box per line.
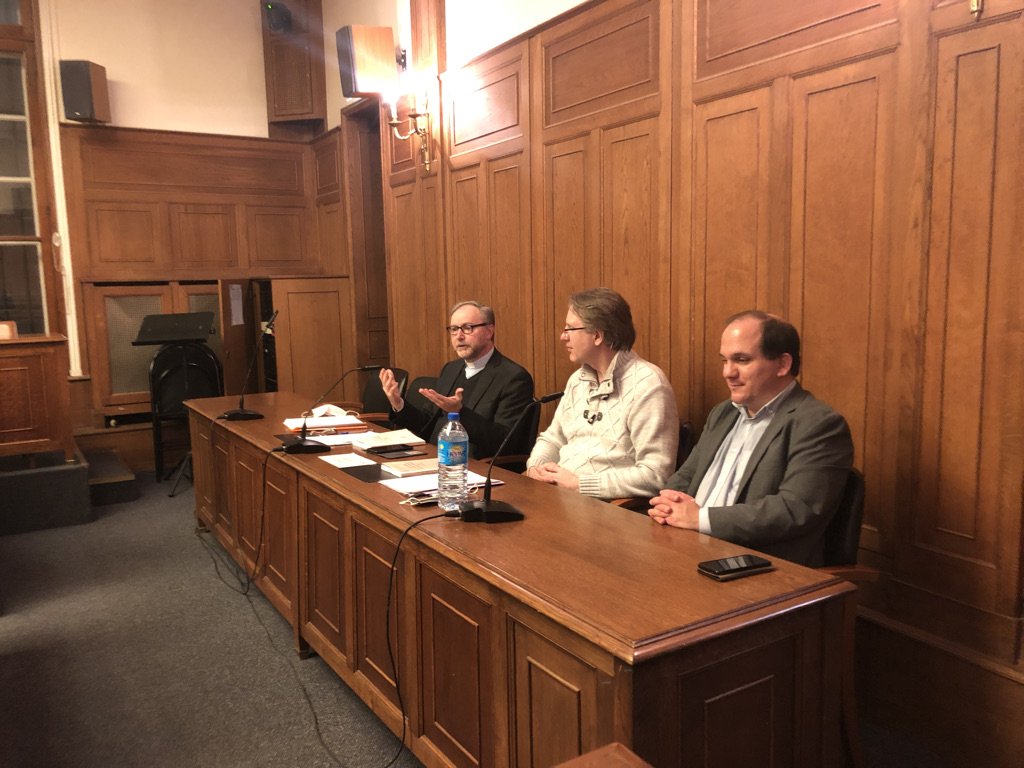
379, 470, 496, 496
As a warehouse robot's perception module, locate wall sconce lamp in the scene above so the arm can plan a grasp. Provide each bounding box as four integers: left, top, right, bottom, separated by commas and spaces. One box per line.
387, 97, 432, 173
335, 26, 433, 172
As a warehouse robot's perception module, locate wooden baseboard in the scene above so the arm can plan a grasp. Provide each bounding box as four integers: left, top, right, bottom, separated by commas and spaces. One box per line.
856, 614, 1024, 766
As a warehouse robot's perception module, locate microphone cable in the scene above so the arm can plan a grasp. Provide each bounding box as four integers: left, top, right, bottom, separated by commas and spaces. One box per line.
382, 511, 457, 767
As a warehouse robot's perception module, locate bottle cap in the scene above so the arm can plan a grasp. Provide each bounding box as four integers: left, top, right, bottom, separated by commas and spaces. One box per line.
447, 412, 458, 420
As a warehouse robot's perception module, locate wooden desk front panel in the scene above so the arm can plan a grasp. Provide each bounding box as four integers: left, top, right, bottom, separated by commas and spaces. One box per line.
259, 457, 297, 622
189, 413, 215, 529
632, 597, 842, 768
230, 438, 264, 570
187, 393, 849, 768
210, 424, 233, 548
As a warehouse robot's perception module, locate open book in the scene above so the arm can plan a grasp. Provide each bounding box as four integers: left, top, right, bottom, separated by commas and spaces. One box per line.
380, 458, 438, 477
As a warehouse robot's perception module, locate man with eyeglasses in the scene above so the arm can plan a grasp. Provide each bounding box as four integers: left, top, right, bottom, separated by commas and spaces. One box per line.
526, 287, 678, 499
379, 300, 534, 458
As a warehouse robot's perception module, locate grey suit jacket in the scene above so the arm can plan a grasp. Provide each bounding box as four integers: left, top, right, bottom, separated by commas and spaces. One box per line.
391, 349, 535, 459
665, 385, 853, 566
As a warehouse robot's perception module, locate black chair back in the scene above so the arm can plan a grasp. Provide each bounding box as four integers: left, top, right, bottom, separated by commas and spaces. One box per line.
823, 468, 866, 567
150, 343, 223, 478
362, 367, 408, 413
404, 375, 437, 413
677, 421, 694, 467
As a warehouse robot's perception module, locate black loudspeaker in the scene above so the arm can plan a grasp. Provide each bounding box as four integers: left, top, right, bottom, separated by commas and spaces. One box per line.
264, 2, 292, 33
336, 25, 397, 98
59, 60, 111, 123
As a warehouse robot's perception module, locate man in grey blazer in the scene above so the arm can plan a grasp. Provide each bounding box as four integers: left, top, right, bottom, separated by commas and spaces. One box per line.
648, 311, 853, 566
380, 300, 535, 459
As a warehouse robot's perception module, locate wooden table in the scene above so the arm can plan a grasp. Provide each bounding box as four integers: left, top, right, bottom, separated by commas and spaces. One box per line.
186, 392, 853, 767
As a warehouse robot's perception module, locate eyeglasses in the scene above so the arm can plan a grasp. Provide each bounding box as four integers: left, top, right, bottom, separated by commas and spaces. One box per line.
446, 322, 490, 335
561, 326, 589, 334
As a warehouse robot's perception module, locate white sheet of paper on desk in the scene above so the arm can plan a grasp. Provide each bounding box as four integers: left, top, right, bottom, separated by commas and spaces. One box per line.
379, 470, 497, 495
282, 414, 365, 431
319, 453, 376, 469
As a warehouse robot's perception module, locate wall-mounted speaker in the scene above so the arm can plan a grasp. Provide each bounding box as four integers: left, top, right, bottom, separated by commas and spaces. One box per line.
59, 60, 111, 123
336, 25, 397, 98
264, 2, 292, 34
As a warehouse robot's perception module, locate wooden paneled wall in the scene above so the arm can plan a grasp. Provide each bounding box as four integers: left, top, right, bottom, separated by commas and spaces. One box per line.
61, 126, 318, 281
382, 0, 1024, 762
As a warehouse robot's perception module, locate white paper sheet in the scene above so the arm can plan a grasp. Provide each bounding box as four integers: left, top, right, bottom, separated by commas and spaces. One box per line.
319, 453, 377, 468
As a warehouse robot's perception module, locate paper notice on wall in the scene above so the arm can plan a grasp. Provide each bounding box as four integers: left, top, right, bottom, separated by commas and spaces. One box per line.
229, 284, 244, 326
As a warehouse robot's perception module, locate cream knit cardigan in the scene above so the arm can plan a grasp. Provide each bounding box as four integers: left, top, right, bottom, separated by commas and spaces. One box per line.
527, 349, 679, 499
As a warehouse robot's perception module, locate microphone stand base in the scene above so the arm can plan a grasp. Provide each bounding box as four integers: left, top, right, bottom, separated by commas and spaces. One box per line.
281, 437, 331, 454
220, 408, 264, 421
458, 500, 525, 524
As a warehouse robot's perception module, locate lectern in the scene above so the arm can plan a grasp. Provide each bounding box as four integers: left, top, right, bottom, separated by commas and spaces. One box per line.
133, 313, 222, 495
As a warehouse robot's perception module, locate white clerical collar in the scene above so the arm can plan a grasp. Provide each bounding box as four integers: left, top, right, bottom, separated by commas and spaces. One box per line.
464, 347, 495, 378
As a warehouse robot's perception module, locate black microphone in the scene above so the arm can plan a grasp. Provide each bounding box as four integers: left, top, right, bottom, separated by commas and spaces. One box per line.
281, 364, 385, 455
220, 310, 279, 421
457, 391, 563, 523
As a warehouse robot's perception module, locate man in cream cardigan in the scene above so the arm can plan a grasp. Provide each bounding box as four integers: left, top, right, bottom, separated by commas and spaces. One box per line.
526, 288, 678, 499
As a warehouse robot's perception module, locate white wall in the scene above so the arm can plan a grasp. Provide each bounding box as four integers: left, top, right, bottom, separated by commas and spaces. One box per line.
445, 0, 586, 68
46, 0, 268, 137
43, 0, 588, 136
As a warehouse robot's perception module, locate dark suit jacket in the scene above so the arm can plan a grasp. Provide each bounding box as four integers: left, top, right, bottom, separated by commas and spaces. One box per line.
665, 385, 853, 566
391, 349, 535, 459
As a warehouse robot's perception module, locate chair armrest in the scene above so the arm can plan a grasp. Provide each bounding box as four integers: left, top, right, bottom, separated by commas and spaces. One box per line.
821, 565, 881, 585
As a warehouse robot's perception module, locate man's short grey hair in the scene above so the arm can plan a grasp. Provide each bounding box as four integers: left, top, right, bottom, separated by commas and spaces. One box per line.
449, 300, 495, 325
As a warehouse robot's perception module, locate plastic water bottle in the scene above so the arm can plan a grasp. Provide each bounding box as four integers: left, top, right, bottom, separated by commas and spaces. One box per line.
437, 413, 469, 511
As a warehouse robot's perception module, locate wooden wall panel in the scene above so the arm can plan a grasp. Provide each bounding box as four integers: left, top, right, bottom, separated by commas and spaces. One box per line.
316, 199, 346, 275
61, 125, 316, 280
539, 135, 597, 395
692, 89, 772, 419
271, 277, 354, 402
696, 0, 897, 80
447, 152, 534, 375
537, 0, 661, 132
385, 178, 447, 378
341, 110, 389, 366
788, 55, 896, 555
246, 206, 311, 268
444, 41, 535, 377
87, 203, 167, 271
909, 16, 1024, 615
446, 42, 529, 165
601, 118, 670, 371
169, 204, 238, 269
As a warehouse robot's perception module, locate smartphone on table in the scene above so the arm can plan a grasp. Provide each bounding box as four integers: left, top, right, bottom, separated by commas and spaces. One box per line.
697, 554, 773, 581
